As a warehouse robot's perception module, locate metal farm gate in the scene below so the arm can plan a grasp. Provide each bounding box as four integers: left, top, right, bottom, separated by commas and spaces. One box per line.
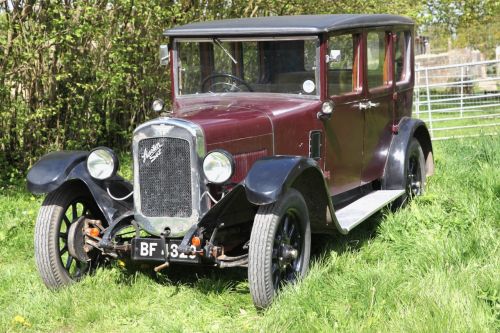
414, 59, 500, 140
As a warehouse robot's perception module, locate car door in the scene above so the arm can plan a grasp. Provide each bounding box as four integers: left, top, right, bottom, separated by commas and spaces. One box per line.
323, 31, 364, 196
361, 29, 394, 185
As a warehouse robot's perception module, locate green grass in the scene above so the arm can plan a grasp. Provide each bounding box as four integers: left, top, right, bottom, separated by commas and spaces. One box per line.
1, 136, 499, 332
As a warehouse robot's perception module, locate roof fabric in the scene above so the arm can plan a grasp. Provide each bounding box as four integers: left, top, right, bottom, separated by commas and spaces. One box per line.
164, 14, 414, 37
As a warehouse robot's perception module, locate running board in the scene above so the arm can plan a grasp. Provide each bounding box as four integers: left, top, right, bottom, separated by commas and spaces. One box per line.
335, 190, 405, 234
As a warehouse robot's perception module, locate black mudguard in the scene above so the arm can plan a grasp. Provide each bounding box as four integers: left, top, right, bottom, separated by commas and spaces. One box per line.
27, 151, 88, 194
383, 117, 434, 190
243, 156, 321, 205
198, 156, 338, 232
27, 151, 133, 224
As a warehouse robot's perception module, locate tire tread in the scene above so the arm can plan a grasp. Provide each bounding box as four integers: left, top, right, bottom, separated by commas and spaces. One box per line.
248, 189, 311, 309
34, 186, 80, 288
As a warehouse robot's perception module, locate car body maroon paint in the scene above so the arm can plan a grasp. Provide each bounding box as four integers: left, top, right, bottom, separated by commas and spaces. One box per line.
174, 94, 325, 183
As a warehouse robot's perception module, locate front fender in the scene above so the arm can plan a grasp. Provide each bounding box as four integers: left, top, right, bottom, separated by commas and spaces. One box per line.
27, 151, 133, 224
243, 156, 320, 205
27, 151, 88, 194
244, 156, 339, 233
191, 156, 337, 250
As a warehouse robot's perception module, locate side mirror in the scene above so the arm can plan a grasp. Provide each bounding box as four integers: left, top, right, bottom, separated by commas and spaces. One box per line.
326, 49, 341, 63
159, 45, 170, 66
329, 50, 341, 62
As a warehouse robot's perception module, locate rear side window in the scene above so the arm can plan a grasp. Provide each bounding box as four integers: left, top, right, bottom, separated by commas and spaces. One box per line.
394, 31, 411, 82
367, 31, 390, 89
327, 33, 361, 96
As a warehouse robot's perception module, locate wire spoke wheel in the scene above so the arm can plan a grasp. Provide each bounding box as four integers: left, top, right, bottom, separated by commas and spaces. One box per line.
392, 138, 427, 208
407, 153, 423, 197
406, 139, 426, 199
248, 189, 311, 309
58, 199, 92, 280
272, 212, 303, 289
34, 183, 103, 289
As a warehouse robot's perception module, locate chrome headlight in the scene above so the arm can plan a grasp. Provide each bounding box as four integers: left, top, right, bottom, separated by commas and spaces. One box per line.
151, 99, 164, 112
86, 147, 119, 180
321, 100, 335, 115
202, 150, 234, 184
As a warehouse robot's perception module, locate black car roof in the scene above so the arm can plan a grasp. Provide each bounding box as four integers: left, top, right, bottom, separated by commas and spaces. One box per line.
164, 14, 414, 37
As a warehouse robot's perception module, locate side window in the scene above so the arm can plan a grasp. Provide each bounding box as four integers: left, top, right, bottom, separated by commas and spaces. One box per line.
394, 31, 411, 83
328, 33, 360, 96
367, 31, 390, 89
177, 41, 202, 95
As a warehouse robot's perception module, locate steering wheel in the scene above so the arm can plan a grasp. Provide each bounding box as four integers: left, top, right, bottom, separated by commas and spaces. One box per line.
201, 73, 254, 93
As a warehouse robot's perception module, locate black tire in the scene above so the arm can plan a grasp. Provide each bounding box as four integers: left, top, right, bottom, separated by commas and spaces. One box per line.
248, 189, 311, 309
395, 138, 426, 207
34, 183, 102, 289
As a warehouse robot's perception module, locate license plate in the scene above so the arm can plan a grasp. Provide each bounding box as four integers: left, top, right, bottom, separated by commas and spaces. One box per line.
131, 238, 200, 263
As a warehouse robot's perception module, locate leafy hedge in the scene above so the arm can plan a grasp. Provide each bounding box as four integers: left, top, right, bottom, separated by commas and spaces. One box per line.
3, 0, 490, 183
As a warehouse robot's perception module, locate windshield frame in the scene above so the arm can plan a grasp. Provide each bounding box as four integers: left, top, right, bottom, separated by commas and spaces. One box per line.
172, 36, 321, 100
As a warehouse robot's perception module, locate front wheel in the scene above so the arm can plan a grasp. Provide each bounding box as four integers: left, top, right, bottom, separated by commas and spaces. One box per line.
248, 189, 311, 309
34, 183, 103, 289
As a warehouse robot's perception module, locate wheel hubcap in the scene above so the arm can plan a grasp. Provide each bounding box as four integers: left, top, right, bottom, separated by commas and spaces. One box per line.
67, 216, 91, 262
408, 155, 422, 196
272, 212, 302, 289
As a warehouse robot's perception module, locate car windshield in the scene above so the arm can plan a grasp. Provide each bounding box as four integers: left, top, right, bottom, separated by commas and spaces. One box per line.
175, 37, 319, 96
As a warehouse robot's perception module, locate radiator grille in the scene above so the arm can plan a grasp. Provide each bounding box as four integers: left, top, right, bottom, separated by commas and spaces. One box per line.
138, 137, 192, 217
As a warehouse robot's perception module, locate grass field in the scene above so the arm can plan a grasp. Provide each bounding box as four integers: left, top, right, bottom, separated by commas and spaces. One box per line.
0, 136, 499, 332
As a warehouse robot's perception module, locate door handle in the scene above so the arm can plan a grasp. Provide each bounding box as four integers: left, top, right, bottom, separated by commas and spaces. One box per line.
368, 101, 380, 108
357, 102, 370, 110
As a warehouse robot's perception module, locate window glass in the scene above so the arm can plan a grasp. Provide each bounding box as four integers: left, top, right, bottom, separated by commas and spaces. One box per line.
176, 38, 318, 96
395, 31, 411, 82
177, 42, 201, 95
367, 31, 389, 89
242, 42, 259, 83
328, 34, 360, 95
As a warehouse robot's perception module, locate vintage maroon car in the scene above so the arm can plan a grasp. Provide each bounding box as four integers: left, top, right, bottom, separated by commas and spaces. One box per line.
27, 14, 434, 308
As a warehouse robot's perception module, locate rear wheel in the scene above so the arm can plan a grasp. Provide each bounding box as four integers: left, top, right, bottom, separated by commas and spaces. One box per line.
34, 183, 103, 289
395, 138, 426, 207
248, 189, 311, 309
407, 139, 426, 197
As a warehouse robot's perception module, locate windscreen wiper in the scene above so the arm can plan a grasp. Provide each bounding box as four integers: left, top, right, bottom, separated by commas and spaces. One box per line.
213, 38, 237, 65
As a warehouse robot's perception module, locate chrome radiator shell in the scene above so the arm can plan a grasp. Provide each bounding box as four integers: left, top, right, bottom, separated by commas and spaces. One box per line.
132, 118, 208, 237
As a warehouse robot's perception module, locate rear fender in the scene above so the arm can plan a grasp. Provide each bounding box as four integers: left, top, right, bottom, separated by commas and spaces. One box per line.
27, 151, 133, 224
383, 117, 434, 190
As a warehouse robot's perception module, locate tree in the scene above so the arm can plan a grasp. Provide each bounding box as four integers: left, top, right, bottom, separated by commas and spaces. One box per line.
1, 0, 497, 182
419, 0, 499, 57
